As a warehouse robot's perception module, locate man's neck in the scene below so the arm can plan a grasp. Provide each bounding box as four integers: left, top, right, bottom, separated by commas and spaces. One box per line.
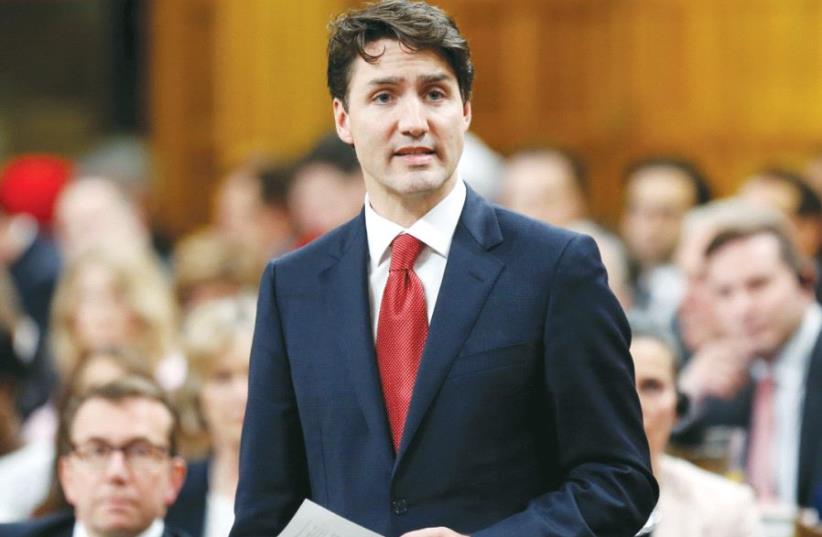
367, 178, 457, 228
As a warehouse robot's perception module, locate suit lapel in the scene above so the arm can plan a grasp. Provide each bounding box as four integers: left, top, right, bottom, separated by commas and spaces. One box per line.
324, 214, 395, 467
798, 331, 822, 503
396, 189, 504, 463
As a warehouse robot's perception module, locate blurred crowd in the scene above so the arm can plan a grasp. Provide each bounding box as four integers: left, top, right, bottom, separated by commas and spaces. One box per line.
2, 132, 822, 537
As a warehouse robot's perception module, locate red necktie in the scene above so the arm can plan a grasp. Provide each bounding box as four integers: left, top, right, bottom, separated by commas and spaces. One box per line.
747, 372, 776, 502
376, 234, 428, 452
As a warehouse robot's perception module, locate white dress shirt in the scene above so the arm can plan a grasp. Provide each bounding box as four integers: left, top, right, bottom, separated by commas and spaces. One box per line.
750, 301, 822, 506
364, 179, 467, 340
73, 518, 164, 537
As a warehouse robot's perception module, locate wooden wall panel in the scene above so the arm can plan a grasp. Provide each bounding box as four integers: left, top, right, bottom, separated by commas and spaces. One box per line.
150, 0, 822, 235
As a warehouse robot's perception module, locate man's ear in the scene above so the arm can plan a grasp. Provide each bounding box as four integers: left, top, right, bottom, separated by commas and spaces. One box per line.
163, 457, 187, 506
333, 98, 354, 144
58, 457, 77, 507
462, 100, 472, 131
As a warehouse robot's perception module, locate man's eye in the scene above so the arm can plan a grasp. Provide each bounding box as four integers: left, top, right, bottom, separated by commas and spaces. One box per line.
425, 88, 446, 101
125, 442, 155, 458
373, 92, 393, 104
87, 444, 110, 457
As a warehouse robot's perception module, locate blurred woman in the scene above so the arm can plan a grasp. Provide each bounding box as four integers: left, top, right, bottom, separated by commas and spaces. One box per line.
630, 316, 763, 537
50, 247, 180, 387
167, 294, 255, 537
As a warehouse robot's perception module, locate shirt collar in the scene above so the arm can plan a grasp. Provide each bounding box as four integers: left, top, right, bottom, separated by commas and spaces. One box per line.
74, 518, 165, 537
364, 179, 466, 270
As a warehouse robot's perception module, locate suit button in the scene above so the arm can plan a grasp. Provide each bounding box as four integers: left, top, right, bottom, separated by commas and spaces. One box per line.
391, 498, 408, 515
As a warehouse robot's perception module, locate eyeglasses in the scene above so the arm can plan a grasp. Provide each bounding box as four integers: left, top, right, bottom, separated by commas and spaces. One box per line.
69, 439, 171, 471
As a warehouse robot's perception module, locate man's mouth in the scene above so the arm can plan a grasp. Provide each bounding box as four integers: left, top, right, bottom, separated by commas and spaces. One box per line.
394, 146, 436, 165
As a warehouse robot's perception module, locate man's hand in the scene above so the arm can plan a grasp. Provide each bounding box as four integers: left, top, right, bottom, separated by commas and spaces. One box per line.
401, 528, 468, 537
678, 338, 753, 404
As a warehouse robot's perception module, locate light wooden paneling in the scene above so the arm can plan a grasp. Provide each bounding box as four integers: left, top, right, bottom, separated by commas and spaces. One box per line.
150, 0, 822, 235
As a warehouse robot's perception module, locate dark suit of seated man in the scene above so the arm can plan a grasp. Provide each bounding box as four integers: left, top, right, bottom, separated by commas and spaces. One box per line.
230, 2, 658, 536
0, 377, 189, 537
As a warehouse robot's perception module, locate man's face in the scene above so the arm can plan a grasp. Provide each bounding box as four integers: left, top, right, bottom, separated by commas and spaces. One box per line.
59, 398, 185, 537
333, 39, 471, 213
621, 166, 697, 267
706, 233, 810, 359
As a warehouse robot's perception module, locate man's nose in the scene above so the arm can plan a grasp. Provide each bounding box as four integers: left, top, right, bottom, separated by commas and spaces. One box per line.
102, 450, 131, 481
398, 96, 427, 137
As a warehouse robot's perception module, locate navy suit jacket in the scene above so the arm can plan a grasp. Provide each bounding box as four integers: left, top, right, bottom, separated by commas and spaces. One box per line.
165, 459, 210, 537
673, 325, 822, 506
230, 187, 657, 537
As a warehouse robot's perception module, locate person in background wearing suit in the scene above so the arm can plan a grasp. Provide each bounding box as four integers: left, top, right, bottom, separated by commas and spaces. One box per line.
629, 315, 762, 537
167, 295, 256, 537
0, 376, 188, 537
230, 1, 657, 536
680, 216, 822, 509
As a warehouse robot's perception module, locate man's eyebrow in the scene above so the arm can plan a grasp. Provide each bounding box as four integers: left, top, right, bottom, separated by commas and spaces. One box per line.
368, 76, 403, 86
74, 435, 157, 445
367, 73, 454, 87
419, 73, 452, 84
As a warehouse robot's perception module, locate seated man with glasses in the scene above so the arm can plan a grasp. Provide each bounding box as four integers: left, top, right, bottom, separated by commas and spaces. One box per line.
1, 376, 188, 537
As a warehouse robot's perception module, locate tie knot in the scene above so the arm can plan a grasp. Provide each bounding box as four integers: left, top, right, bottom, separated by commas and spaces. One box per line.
389, 234, 424, 271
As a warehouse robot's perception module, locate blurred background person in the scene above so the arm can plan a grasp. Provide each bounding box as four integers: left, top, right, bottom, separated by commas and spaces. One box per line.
29, 347, 155, 521
500, 146, 589, 228
0, 377, 188, 537
0, 155, 70, 419
737, 168, 822, 301
53, 176, 153, 264
287, 132, 364, 247
167, 294, 255, 537
620, 156, 713, 323
629, 315, 762, 537
172, 229, 260, 315
676, 216, 822, 510
670, 201, 783, 409
213, 157, 295, 273
22, 248, 179, 445
49, 248, 178, 387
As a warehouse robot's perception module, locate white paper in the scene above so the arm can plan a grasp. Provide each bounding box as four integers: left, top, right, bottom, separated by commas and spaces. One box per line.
277, 499, 384, 537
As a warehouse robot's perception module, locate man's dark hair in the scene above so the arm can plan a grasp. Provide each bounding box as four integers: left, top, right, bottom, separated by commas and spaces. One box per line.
327, 0, 474, 108
705, 220, 808, 283
752, 167, 822, 217
58, 376, 180, 457
624, 156, 712, 206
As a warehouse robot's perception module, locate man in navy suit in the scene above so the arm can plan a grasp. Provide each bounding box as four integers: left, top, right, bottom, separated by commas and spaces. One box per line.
230, 2, 657, 536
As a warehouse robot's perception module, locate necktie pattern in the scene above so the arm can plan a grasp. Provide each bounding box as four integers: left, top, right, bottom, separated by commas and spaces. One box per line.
376, 233, 428, 452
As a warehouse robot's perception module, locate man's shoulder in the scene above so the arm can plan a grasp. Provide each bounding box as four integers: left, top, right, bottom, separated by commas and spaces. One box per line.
0, 511, 75, 537
488, 203, 597, 263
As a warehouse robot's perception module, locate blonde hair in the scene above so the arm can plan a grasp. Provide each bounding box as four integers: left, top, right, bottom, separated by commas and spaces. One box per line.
50, 248, 178, 379
182, 293, 256, 380
176, 294, 256, 453
172, 228, 259, 308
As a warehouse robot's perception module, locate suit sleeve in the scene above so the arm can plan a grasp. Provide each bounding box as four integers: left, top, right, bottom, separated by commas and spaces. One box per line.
474, 234, 658, 537
229, 262, 310, 537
